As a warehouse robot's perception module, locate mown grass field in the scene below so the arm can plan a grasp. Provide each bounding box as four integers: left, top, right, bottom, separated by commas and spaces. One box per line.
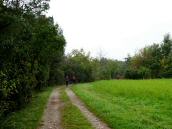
72, 79, 172, 129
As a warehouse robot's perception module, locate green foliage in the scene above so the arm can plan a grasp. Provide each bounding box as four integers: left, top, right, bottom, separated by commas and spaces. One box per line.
73, 80, 172, 129
64, 49, 124, 82
0, 0, 65, 116
64, 49, 94, 82
125, 34, 172, 79
0, 87, 53, 129
125, 69, 141, 79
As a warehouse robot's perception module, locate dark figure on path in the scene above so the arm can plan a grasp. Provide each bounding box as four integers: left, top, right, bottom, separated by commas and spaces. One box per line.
65, 75, 69, 87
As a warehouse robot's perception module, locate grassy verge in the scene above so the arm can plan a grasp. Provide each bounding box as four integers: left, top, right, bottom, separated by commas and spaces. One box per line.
0, 86, 54, 129
72, 80, 172, 129
60, 87, 93, 129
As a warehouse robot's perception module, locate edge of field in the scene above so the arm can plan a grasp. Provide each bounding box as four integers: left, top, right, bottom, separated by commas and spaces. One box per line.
0, 86, 54, 129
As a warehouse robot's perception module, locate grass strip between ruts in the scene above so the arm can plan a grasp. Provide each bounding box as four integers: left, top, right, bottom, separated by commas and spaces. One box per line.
60, 87, 94, 129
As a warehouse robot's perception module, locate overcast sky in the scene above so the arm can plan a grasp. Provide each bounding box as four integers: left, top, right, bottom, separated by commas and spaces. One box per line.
48, 0, 172, 60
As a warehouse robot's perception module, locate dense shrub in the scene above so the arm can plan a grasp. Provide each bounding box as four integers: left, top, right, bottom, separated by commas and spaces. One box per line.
0, 0, 66, 116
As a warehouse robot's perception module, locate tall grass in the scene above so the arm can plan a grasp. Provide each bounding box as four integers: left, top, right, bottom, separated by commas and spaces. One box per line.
72, 79, 172, 129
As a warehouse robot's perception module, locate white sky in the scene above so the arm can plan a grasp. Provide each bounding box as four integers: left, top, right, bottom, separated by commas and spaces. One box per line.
48, 0, 172, 60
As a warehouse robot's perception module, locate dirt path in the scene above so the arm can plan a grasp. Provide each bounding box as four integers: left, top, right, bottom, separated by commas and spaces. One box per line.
66, 88, 111, 129
38, 88, 62, 129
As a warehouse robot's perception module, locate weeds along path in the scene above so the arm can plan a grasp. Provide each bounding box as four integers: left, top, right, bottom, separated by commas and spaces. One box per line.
66, 88, 111, 129
38, 88, 62, 129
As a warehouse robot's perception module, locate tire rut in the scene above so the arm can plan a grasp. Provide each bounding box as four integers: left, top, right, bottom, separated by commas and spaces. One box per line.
38, 88, 62, 129
66, 88, 111, 129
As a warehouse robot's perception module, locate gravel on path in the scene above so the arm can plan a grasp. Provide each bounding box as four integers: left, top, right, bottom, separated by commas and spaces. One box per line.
38, 88, 62, 129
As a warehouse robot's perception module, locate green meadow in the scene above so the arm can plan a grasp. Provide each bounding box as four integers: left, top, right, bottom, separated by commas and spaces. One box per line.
72, 79, 172, 129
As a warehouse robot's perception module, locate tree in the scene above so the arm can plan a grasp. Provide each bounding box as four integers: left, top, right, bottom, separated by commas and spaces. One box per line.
64, 49, 94, 82
0, 0, 66, 117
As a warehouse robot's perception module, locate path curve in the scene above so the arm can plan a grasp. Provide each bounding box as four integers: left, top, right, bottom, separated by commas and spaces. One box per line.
38, 88, 62, 129
66, 88, 111, 129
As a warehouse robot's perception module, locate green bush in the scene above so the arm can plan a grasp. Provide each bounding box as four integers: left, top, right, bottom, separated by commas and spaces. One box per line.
0, 0, 66, 116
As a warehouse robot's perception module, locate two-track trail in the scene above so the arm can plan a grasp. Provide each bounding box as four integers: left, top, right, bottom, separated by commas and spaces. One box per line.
38, 87, 111, 129
66, 88, 111, 129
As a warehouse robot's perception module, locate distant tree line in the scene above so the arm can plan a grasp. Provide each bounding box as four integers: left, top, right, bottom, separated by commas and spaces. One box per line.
63, 49, 125, 82
125, 34, 172, 79
0, 0, 66, 117
64, 34, 172, 81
